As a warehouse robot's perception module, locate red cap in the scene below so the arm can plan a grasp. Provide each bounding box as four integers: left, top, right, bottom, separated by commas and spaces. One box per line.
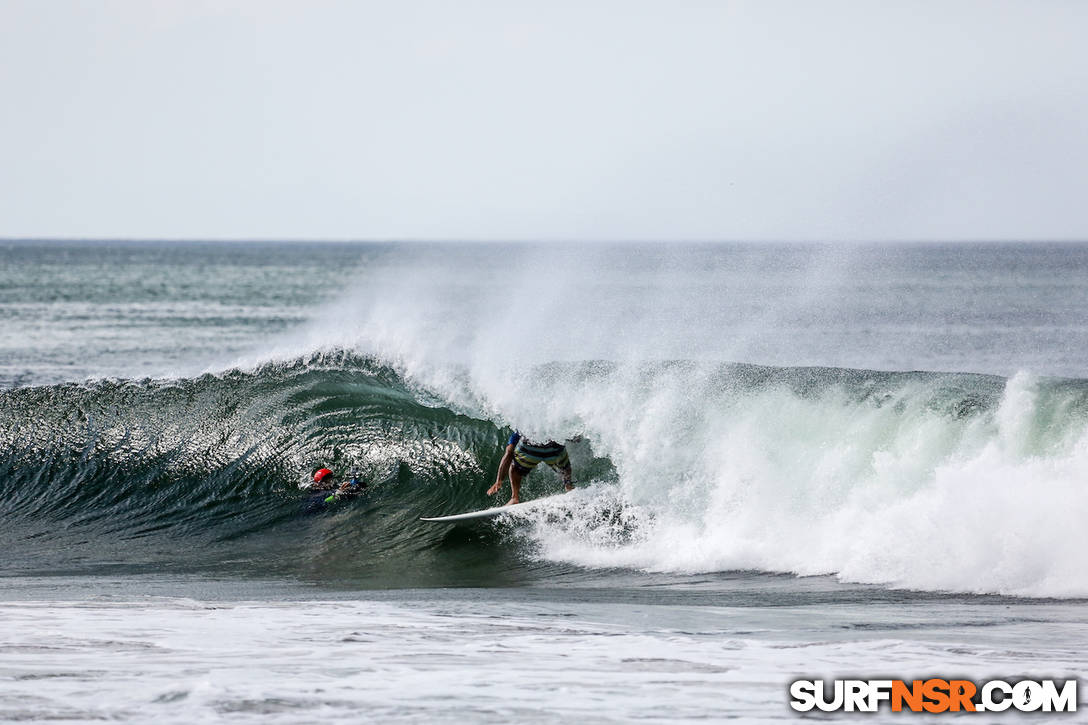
313, 468, 333, 483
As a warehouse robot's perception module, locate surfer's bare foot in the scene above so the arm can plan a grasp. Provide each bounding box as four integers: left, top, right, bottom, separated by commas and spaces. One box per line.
505, 497, 519, 506
487, 482, 501, 495
564, 483, 574, 492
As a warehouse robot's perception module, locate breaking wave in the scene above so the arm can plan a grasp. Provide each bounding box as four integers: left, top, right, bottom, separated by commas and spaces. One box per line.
3, 352, 1087, 597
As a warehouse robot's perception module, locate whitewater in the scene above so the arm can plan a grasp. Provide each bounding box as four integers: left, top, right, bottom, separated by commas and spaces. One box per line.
2, 240, 1086, 721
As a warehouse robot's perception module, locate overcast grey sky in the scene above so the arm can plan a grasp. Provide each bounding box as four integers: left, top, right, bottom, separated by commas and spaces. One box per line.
1, 0, 1085, 241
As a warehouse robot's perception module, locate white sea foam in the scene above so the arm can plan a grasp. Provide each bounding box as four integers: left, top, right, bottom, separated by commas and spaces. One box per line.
1, 593, 1083, 723
517, 371, 1088, 598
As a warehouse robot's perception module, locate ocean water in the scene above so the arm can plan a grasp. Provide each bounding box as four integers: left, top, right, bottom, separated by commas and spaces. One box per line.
1, 240, 1086, 721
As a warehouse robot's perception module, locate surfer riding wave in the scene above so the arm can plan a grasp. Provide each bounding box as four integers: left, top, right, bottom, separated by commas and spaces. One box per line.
487, 431, 574, 505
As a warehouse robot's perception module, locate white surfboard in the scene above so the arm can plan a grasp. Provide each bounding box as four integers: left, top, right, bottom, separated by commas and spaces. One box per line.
420, 496, 556, 523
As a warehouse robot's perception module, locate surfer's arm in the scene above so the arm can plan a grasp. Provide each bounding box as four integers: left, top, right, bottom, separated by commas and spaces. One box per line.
486, 444, 516, 496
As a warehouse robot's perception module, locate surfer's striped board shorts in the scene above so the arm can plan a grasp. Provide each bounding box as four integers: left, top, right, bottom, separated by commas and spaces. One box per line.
511, 439, 571, 476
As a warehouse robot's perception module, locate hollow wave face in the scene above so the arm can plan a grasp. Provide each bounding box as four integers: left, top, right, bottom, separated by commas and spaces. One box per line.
0, 355, 558, 585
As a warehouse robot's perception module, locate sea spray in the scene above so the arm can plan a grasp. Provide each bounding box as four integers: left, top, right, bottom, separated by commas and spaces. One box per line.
207, 243, 1088, 597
